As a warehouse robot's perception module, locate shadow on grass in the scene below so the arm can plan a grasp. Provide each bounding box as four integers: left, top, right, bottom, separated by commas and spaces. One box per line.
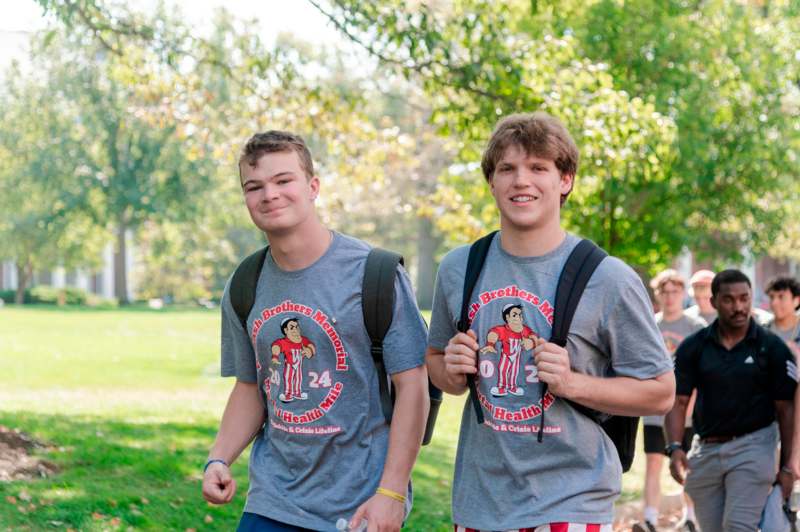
0, 411, 244, 531
0, 412, 459, 531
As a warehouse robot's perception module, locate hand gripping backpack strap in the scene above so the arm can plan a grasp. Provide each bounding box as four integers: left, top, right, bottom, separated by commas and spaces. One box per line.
538, 239, 607, 442
362, 247, 404, 425
458, 230, 499, 424
230, 246, 270, 332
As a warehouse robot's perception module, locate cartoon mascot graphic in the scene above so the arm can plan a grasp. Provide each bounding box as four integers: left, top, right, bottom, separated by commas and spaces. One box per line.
270, 317, 315, 402
480, 303, 537, 397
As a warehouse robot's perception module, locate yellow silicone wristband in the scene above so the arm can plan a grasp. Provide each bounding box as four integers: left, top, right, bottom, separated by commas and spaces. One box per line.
376, 487, 406, 503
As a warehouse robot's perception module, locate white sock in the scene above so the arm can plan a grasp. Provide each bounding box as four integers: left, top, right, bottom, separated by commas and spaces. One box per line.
644, 506, 659, 524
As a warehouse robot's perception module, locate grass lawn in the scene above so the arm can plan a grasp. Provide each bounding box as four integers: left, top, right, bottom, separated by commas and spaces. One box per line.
0, 307, 671, 531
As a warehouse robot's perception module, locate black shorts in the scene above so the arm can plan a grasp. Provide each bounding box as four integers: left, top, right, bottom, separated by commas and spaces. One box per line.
643, 425, 695, 454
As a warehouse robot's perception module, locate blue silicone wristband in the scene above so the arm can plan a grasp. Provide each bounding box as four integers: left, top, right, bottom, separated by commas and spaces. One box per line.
204, 459, 228, 473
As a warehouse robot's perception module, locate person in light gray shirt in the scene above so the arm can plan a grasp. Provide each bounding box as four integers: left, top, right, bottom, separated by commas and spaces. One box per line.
634, 270, 705, 532
426, 112, 675, 532
202, 131, 429, 532
765, 276, 800, 359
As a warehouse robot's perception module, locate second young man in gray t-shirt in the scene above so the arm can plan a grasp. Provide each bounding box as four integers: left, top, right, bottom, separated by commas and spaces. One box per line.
202, 131, 429, 532
426, 112, 675, 531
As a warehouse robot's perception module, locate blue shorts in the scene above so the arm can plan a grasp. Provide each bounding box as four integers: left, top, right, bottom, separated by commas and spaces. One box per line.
237, 512, 317, 532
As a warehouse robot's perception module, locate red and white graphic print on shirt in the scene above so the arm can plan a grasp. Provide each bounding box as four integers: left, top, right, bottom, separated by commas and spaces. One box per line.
250, 300, 350, 434
270, 320, 315, 402
661, 330, 686, 355
469, 286, 561, 434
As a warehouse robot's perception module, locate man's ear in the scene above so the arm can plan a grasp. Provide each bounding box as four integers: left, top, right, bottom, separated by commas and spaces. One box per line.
560, 173, 575, 196
309, 175, 320, 199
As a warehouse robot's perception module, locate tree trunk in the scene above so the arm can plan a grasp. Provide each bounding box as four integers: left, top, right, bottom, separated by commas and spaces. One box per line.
15, 261, 32, 305
415, 216, 440, 310
114, 223, 129, 304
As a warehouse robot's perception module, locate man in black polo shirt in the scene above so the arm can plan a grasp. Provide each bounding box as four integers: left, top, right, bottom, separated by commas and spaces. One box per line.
665, 269, 796, 532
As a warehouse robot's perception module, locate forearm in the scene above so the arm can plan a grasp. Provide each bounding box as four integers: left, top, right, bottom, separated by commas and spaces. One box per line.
776, 399, 794, 467
209, 380, 266, 464
379, 366, 429, 493
425, 347, 467, 395
665, 395, 690, 443
566, 370, 675, 416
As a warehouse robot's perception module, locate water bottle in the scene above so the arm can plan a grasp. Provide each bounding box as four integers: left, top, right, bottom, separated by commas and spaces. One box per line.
790, 481, 800, 512
335, 517, 367, 531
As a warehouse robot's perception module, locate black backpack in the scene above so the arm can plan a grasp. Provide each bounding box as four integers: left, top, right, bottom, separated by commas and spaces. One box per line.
229, 245, 442, 445
456, 231, 639, 472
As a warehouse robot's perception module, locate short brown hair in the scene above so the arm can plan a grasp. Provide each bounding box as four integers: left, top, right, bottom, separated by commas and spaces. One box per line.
650, 269, 686, 293
481, 112, 579, 204
239, 130, 314, 181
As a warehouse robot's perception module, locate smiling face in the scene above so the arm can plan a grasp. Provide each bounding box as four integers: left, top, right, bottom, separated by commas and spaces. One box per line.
240, 150, 319, 235
489, 144, 573, 234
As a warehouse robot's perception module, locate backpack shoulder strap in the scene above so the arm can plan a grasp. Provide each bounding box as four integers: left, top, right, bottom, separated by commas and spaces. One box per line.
539, 238, 607, 441
230, 246, 269, 332
458, 230, 498, 332
550, 239, 608, 347
458, 230, 499, 424
363, 247, 404, 425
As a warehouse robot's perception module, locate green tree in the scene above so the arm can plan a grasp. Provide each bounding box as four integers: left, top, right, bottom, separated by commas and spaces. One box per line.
312, 0, 800, 272
0, 63, 108, 303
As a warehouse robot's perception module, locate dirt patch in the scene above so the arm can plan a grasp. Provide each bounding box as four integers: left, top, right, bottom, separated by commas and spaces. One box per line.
614, 494, 687, 531
0, 425, 59, 481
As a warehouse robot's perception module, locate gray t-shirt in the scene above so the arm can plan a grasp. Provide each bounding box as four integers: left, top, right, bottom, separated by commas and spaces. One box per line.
221, 232, 427, 531
643, 312, 706, 427
767, 319, 800, 359
428, 233, 671, 529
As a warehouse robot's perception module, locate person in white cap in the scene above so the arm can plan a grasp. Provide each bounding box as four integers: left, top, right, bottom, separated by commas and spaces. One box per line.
685, 270, 716, 325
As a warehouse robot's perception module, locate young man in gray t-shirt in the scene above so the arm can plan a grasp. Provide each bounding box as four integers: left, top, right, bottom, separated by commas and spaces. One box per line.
201, 131, 429, 531
426, 112, 675, 531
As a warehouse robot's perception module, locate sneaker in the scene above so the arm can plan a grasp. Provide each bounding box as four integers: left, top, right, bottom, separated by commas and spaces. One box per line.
508, 387, 524, 396
278, 393, 293, 402
298, 392, 308, 400
631, 522, 657, 532
490, 386, 507, 397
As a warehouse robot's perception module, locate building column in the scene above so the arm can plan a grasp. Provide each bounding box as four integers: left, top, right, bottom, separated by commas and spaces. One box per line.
52, 266, 66, 289
102, 243, 114, 299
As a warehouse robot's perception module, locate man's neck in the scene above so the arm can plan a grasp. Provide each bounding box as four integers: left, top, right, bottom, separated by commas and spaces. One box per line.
499, 220, 567, 257
698, 303, 715, 316
775, 313, 799, 331
717, 320, 749, 349
267, 218, 331, 271
662, 309, 684, 322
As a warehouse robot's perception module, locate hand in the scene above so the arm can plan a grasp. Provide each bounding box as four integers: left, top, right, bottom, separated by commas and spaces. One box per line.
202, 462, 236, 504
443, 330, 480, 387
302, 347, 313, 358
777, 468, 794, 499
533, 339, 572, 397
350, 492, 404, 532
479, 345, 497, 354
270, 358, 280, 367
669, 449, 690, 485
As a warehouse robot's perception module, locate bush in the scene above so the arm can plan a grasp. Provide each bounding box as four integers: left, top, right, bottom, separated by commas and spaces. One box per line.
28, 286, 63, 304
0, 286, 116, 307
